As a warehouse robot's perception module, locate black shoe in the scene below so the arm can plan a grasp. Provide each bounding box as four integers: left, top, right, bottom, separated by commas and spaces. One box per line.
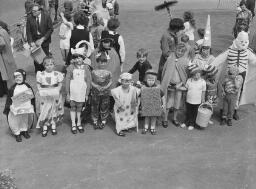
51, 129, 57, 135
15, 134, 22, 142
22, 131, 31, 139
71, 126, 77, 134
172, 120, 180, 127
42, 129, 48, 137
117, 131, 126, 137
233, 110, 239, 120
77, 126, 85, 133
141, 128, 148, 134
220, 118, 226, 126
227, 119, 232, 126
162, 121, 168, 128
99, 121, 106, 130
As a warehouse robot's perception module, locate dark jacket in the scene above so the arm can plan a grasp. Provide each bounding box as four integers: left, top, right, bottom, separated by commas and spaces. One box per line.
128, 60, 152, 82
26, 10, 53, 47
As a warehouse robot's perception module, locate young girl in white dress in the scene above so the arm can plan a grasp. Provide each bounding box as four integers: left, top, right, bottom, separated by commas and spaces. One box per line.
36, 56, 64, 137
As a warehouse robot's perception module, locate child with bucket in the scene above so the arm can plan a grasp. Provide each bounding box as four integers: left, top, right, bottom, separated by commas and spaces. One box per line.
180, 65, 207, 130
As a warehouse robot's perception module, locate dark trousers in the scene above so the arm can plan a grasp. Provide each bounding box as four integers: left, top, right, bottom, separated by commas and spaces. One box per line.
223, 93, 237, 119
91, 94, 110, 122
186, 102, 200, 126
34, 45, 49, 73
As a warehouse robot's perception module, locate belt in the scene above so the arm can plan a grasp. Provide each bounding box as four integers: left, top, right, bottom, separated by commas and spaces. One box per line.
40, 84, 58, 88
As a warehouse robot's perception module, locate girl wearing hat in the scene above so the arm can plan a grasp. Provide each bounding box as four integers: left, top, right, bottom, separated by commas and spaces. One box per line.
181, 66, 206, 130
66, 41, 92, 134
140, 69, 164, 135
111, 73, 140, 137
3, 69, 36, 142
36, 56, 64, 137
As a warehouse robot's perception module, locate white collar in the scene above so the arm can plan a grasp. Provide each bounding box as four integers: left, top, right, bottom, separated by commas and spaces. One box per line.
76, 25, 85, 29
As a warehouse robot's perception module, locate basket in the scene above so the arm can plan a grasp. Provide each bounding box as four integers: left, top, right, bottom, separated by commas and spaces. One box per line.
30, 46, 45, 64
196, 103, 213, 128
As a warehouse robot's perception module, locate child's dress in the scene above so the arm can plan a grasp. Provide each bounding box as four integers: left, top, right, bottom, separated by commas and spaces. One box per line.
184, 21, 195, 41
59, 22, 73, 50
3, 83, 35, 135
36, 71, 64, 128
111, 85, 140, 133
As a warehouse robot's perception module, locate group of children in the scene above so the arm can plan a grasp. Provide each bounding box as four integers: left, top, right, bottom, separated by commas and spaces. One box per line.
4, 1, 250, 142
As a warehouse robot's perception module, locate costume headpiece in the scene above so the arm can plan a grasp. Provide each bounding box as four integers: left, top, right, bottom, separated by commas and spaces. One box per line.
71, 40, 93, 57
202, 15, 211, 47
14, 69, 26, 81
188, 64, 201, 75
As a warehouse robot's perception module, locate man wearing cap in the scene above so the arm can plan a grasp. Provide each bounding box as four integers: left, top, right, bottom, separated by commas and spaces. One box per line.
26, 3, 53, 73
212, 30, 256, 120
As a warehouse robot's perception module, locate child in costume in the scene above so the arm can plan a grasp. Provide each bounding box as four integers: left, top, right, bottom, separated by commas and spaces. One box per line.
192, 15, 215, 72
91, 53, 112, 129
181, 66, 206, 130
36, 56, 64, 137
111, 73, 140, 137
59, 11, 73, 64
3, 69, 35, 142
220, 66, 243, 126
140, 70, 164, 135
101, 18, 125, 65
161, 43, 190, 128
128, 48, 152, 83
195, 28, 205, 54
158, 18, 185, 81
181, 34, 195, 61
211, 31, 256, 120
66, 41, 92, 134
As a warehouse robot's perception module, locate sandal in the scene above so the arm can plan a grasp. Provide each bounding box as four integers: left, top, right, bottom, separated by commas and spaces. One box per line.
141, 128, 148, 134
150, 129, 157, 135
77, 125, 85, 133
117, 131, 126, 137
71, 126, 77, 134
42, 128, 48, 137
172, 120, 180, 127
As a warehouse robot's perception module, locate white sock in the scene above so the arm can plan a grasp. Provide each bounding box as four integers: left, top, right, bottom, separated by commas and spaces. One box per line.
70, 111, 76, 126
77, 112, 81, 126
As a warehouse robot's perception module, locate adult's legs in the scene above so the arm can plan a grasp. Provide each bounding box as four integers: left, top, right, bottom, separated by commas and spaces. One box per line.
0, 72, 8, 97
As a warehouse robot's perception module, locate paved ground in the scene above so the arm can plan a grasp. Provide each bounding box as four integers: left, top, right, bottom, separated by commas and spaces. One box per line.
1, 1, 256, 189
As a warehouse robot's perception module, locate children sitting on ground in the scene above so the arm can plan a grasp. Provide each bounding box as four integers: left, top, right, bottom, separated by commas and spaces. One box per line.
91, 53, 113, 129
220, 66, 243, 126
65, 41, 92, 134
101, 18, 125, 65
140, 70, 164, 135
3, 69, 36, 142
128, 48, 152, 83
161, 43, 190, 128
36, 56, 64, 137
111, 73, 140, 137
181, 65, 206, 130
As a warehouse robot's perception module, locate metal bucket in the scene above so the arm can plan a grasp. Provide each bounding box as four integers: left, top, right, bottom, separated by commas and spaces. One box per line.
196, 103, 213, 128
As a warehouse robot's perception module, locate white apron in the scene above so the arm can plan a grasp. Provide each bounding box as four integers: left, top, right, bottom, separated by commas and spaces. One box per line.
70, 69, 87, 102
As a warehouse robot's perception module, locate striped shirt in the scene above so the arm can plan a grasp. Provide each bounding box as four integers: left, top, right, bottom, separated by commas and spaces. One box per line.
223, 76, 243, 94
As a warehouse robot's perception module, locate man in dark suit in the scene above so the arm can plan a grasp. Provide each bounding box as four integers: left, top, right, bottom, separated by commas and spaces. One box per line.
26, 3, 53, 73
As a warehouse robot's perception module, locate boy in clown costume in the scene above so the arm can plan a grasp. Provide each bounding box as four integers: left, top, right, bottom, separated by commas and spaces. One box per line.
212, 31, 256, 120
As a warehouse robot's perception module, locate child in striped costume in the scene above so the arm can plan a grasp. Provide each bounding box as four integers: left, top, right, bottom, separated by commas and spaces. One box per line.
212, 31, 256, 120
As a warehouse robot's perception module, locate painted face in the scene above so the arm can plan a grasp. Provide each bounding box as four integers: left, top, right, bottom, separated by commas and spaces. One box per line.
146, 76, 156, 87
121, 79, 131, 89
32, 5, 41, 17
14, 73, 24, 84
201, 46, 210, 57
137, 54, 147, 64
175, 48, 186, 58
44, 59, 55, 72
235, 38, 249, 50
